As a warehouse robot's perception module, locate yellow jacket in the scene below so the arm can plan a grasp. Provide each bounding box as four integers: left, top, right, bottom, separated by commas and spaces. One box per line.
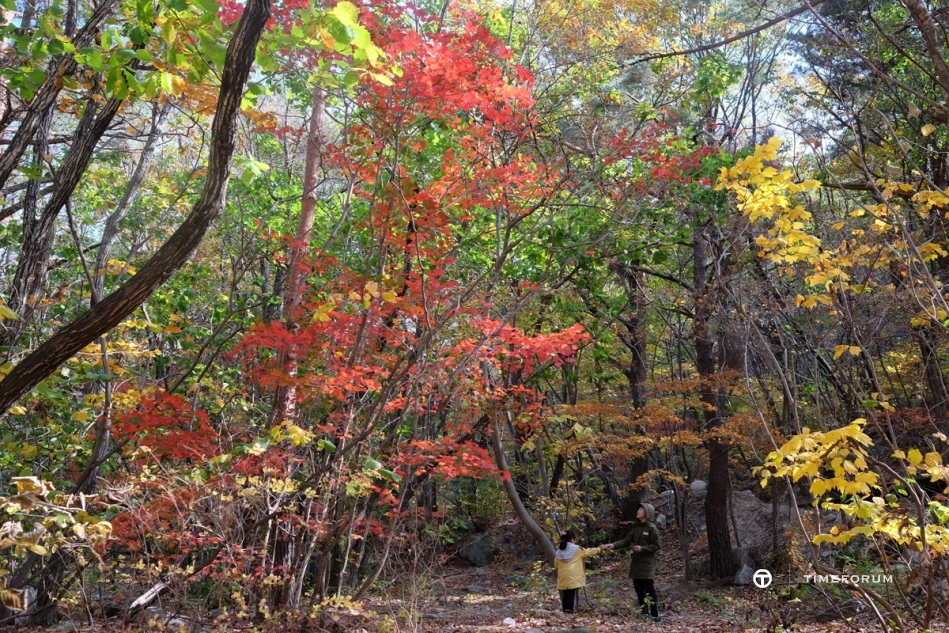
554, 544, 601, 590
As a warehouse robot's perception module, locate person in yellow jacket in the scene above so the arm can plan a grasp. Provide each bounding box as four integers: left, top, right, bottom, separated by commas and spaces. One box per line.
553, 529, 605, 613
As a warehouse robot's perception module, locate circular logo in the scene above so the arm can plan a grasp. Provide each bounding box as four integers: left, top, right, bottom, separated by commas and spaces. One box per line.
753, 569, 773, 589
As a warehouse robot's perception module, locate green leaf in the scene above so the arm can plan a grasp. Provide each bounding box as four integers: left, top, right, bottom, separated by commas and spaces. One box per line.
317, 439, 336, 453
331, 1, 360, 26
342, 70, 360, 88
378, 469, 402, 483
192, 0, 220, 16
326, 18, 354, 45
364, 457, 382, 470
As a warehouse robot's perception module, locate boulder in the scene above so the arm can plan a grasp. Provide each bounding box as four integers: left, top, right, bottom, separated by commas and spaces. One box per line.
734, 564, 755, 585
690, 480, 708, 493
475, 567, 487, 577
503, 617, 517, 626
691, 559, 712, 577
519, 543, 542, 564
501, 574, 528, 587
655, 513, 667, 530
732, 547, 756, 569
459, 533, 497, 567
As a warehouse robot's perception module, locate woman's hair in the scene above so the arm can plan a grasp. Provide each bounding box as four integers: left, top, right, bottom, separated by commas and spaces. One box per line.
558, 529, 576, 550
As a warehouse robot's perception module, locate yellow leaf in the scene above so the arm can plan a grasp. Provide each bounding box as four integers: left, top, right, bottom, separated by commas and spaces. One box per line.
834, 345, 848, 360
926, 451, 942, 466
923, 124, 937, 136
381, 290, 398, 302
163, 324, 182, 335
909, 102, 921, 118
9, 406, 26, 415
71, 410, 89, 422
0, 304, 19, 320
849, 346, 862, 356
908, 449, 923, 465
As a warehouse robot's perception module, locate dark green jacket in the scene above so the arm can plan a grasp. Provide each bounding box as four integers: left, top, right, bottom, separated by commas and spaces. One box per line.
612, 502, 661, 579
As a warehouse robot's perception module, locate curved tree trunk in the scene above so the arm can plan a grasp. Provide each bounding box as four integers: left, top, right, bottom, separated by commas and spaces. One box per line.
0, 0, 273, 415
3, 93, 123, 348
0, 0, 118, 193
492, 414, 556, 564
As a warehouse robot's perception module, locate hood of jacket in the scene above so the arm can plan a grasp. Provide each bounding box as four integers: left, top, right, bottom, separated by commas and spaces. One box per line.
639, 502, 656, 523
555, 542, 580, 561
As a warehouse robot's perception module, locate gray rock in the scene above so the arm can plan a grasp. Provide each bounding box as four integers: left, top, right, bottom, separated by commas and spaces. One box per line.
475, 567, 487, 576
520, 543, 542, 564
51, 623, 80, 632
464, 584, 490, 593
691, 559, 712, 577
525, 629, 545, 633
501, 574, 528, 587
732, 547, 755, 569
459, 533, 497, 567
734, 564, 755, 585
655, 513, 667, 530
690, 480, 708, 492
503, 616, 517, 626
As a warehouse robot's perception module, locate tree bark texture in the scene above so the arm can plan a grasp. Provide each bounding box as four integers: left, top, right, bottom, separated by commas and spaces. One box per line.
91, 101, 169, 302
693, 223, 734, 579
491, 415, 556, 564
3, 94, 123, 347
0, 0, 273, 415
270, 86, 327, 426
0, 0, 118, 193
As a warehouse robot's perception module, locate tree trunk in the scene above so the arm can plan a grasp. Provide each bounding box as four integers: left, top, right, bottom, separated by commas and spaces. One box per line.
693, 223, 734, 579
270, 86, 326, 426
491, 414, 556, 563
3, 94, 123, 347
91, 101, 169, 302
267, 87, 326, 609
0, 0, 273, 415
916, 327, 949, 431
0, 0, 118, 192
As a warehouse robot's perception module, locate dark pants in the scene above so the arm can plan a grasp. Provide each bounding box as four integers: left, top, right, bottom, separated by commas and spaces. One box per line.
633, 578, 659, 618
560, 588, 578, 613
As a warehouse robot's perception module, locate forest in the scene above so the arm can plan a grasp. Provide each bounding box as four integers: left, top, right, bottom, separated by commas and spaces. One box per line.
1, 0, 949, 631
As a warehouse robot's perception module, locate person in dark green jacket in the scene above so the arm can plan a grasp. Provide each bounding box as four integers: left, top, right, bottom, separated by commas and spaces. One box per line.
603, 502, 661, 622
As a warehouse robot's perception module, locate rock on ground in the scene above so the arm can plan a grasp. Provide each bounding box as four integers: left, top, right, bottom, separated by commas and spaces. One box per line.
459, 533, 497, 567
